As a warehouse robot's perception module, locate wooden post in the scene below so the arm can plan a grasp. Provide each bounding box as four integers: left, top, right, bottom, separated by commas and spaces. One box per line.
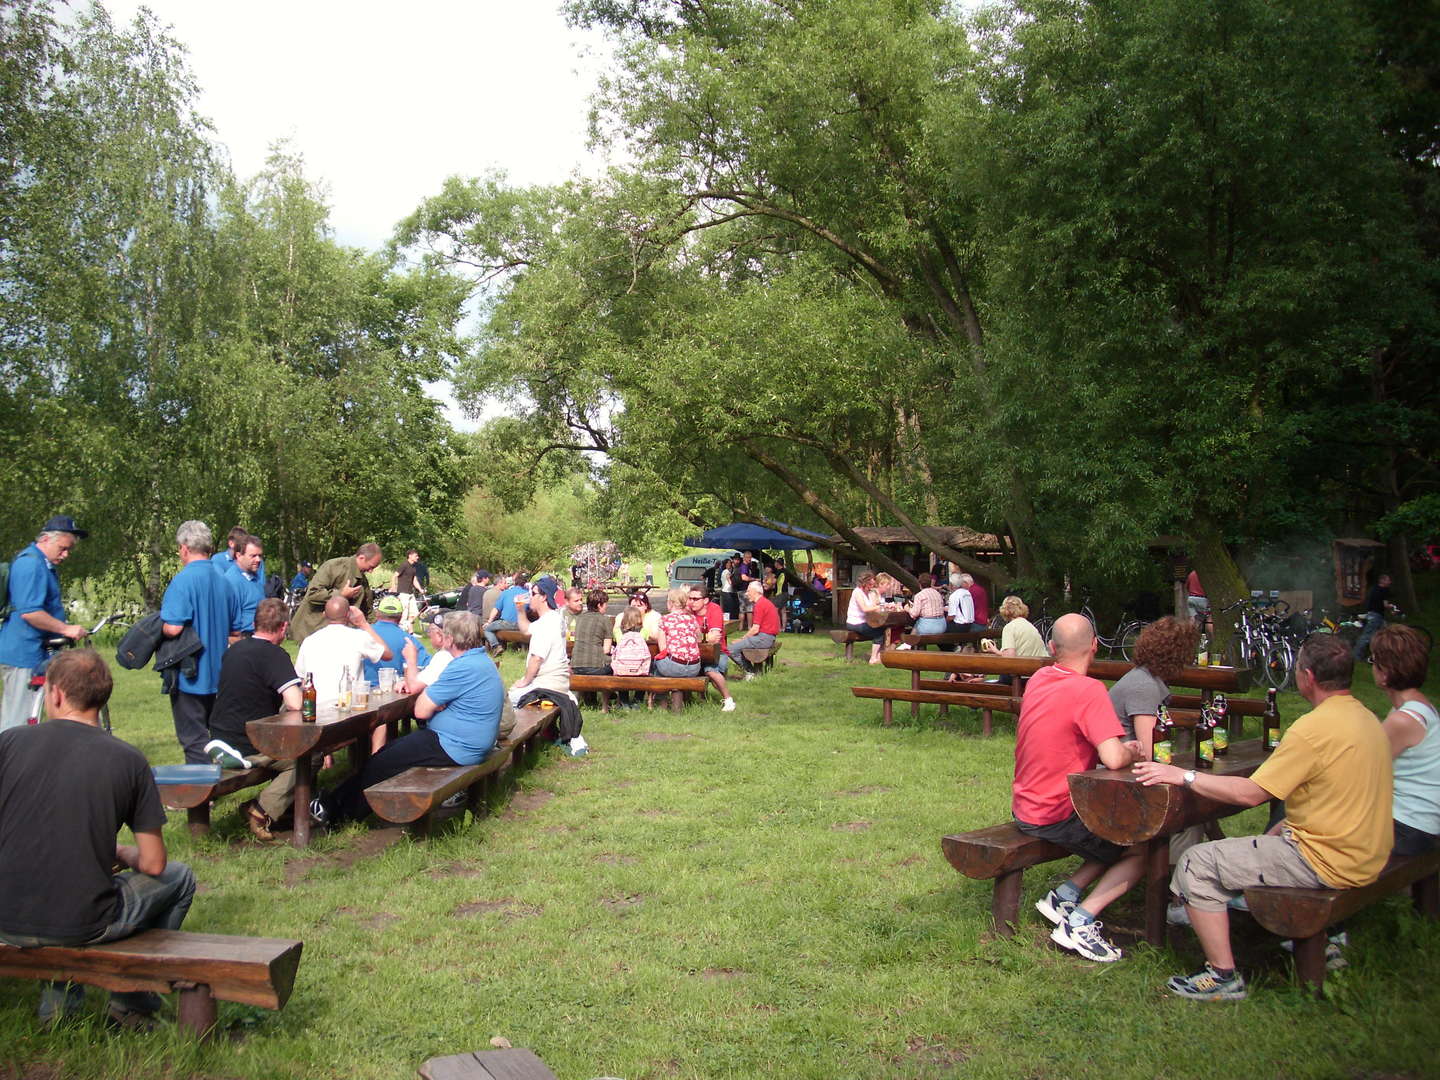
186, 804, 211, 838
1144, 837, 1170, 947
175, 981, 217, 1038
882, 698, 893, 726
991, 870, 1022, 937
1414, 872, 1439, 919
1293, 934, 1328, 994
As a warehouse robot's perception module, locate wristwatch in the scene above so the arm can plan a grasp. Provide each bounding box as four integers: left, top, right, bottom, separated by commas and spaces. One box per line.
1182, 770, 1197, 785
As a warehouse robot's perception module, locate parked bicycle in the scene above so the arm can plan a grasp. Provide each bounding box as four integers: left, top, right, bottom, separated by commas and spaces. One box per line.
23, 612, 132, 730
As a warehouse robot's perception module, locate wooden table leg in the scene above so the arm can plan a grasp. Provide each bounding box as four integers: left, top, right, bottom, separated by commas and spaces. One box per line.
1293, 933, 1328, 995
186, 804, 211, 838
911, 670, 921, 720
175, 981, 217, 1037
292, 753, 314, 848
1144, 836, 1170, 947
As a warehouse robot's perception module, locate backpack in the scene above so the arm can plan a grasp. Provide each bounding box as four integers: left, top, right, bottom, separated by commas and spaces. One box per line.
610, 631, 652, 676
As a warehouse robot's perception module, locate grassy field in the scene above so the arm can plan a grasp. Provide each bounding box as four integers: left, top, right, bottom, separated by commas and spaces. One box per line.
1, 630, 1436, 1079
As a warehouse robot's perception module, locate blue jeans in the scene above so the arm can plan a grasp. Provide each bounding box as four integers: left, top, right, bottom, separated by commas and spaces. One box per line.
1354, 613, 1385, 660
913, 616, 947, 636
2, 862, 196, 1018
483, 618, 518, 650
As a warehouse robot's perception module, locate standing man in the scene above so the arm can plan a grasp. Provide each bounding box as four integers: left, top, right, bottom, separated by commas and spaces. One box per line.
0, 516, 89, 731
462, 569, 493, 617
688, 585, 738, 711
392, 549, 422, 626
1013, 613, 1146, 963
161, 520, 239, 764
1186, 568, 1209, 624
1134, 634, 1392, 1000
211, 526, 249, 568
0, 649, 196, 1029
224, 534, 266, 638
945, 572, 975, 638
1354, 572, 1393, 662
204, 598, 303, 842
966, 574, 990, 632
730, 580, 779, 680
735, 552, 759, 628
289, 542, 384, 643
719, 556, 738, 618
295, 596, 390, 708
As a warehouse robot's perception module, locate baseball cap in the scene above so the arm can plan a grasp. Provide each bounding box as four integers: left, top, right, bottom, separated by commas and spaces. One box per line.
533, 575, 560, 609
42, 514, 88, 539
376, 596, 404, 616
425, 610, 447, 629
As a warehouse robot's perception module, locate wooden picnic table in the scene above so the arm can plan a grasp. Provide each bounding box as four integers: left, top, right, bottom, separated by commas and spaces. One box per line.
246, 688, 420, 848
1068, 739, 1269, 945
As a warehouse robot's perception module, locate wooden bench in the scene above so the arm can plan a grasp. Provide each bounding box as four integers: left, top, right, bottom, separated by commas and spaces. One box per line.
365, 705, 552, 834
898, 630, 998, 650
568, 673, 711, 712
853, 686, 1016, 734
495, 629, 530, 651
420, 1048, 558, 1079
738, 639, 781, 675
829, 629, 862, 661
160, 765, 279, 837
940, 824, 1071, 936
1244, 851, 1440, 993
0, 929, 302, 1038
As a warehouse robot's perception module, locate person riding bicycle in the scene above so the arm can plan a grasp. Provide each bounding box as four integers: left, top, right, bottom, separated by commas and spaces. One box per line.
0, 516, 89, 732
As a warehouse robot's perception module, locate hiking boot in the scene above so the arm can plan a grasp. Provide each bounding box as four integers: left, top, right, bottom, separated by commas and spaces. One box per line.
204, 738, 251, 770
37, 982, 85, 1028
240, 799, 274, 842
1035, 888, 1077, 927
1166, 964, 1247, 1001
1050, 918, 1123, 963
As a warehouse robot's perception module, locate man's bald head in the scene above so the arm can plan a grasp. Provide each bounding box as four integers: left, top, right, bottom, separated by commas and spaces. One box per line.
324, 596, 352, 624
1049, 613, 1094, 659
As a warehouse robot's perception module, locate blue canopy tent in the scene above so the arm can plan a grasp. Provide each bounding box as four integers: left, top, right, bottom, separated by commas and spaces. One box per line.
683, 522, 825, 550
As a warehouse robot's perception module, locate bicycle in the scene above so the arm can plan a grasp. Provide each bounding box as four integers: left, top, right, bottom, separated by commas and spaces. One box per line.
23, 612, 132, 731
1075, 594, 1147, 661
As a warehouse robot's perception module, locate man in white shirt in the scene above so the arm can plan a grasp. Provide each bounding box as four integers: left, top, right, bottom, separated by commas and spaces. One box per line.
946, 573, 975, 633
508, 584, 581, 704
295, 596, 390, 707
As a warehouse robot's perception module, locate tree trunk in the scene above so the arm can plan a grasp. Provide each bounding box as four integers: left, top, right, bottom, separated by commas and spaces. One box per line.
1187, 520, 1247, 660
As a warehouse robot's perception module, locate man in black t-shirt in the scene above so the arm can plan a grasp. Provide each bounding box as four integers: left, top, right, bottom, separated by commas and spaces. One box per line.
206, 597, 303, 841
393, 549, 422, 625
1353, 572, 1394, 662
0, 649, 195, 1029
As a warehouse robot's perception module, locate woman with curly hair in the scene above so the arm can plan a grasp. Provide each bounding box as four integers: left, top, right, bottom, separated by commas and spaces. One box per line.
1371, 625, 1439, 855
1109, 616, 1199, 757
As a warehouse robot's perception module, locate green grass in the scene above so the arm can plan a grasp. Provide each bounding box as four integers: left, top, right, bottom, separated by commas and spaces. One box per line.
2, 632, 1437, 1079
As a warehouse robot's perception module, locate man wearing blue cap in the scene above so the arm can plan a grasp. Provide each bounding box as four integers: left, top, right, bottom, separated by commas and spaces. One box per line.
0, 516, 90, 731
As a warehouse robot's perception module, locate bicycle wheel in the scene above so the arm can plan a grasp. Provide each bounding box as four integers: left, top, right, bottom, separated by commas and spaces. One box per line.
1117, 622, 1143, 662
1261, 640, 1293, 690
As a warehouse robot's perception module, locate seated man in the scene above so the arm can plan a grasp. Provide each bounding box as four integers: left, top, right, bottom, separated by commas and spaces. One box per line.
403, 610, 455, 692
687, 585, 737, 711
0, 650, 196, 1029
205, 597, 304, 842
295, 596, 391, 708
1013, 613, 1145, 963
729, 581, 779, 679
311, 611, 503, 828
508, 582, 579, 705
483, 572, 529, 654
1134, 633, 1392, 1000
364, 595, 429, 685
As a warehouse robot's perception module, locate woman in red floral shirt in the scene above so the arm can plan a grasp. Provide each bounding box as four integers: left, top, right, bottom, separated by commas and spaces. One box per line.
654, 586, 703, 677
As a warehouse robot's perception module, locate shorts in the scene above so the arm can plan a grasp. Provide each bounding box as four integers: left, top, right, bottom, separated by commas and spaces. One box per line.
1171, 829, 1324, 912
1015, 812, 1126, 867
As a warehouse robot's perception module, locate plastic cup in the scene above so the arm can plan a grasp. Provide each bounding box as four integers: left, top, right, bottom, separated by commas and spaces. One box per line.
354, 680, 370, 708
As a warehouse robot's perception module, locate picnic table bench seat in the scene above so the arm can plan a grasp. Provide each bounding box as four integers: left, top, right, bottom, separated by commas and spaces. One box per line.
160, 764, 280, 837
829, 629, 862, 661
365, 704, 552, 833
0, 929, 302, 1038
1244, 850, 1440, 993
739, 639, 781, 674
568, 673, 710, 711
898, 630, 998, 650
494, 629, 530, 650
852, 685, 1016, 734
419, 1047, 559, 1080
940, 824, 1071, 936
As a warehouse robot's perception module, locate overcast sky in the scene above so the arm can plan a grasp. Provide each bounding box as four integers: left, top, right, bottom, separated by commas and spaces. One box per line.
105, 0, 612, 251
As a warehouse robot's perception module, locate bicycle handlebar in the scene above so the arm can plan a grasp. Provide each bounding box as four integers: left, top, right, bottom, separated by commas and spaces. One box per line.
41, 611, 132, 651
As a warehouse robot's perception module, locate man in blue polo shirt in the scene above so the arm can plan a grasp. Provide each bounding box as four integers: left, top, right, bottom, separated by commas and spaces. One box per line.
160, 521, 241, 763
224, 534, 266, 638
0, 516, 90, 731
483, 572, 530, 654
363, 596, 430, 684
311, 610, 502, 827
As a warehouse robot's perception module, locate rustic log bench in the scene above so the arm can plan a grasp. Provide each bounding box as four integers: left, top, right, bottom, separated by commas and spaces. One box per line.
940, 824, 1071, 936
419, 1047, 559, 1080
495, 629, 530, 652
365, 704, 552, 835
0, 929, 302, 1038
738, 639, 781, 675
1245, 850, 1440, 993
569, 673, 710, 711
160, 765, 279, 837
829, 629, 862, 661
898, 630, 998, 650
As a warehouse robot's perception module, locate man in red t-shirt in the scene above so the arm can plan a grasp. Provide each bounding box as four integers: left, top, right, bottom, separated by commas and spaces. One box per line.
731, 581, 779, 679
685, 585, 737, 712
966, 575, 990, 629
1012, 613, 1145, 963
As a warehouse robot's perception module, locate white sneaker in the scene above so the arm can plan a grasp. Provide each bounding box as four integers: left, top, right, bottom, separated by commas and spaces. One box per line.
568, 735, 589, 756
1051, 918, 1123, 962
1280, 931, 1348, 970
743, 672, 757, 681
1035, 889, 1076, 927
721, 698, 736, 712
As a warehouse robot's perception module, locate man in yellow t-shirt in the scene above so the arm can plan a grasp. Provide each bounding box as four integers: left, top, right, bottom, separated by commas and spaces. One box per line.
1131, 633, 1392, 1001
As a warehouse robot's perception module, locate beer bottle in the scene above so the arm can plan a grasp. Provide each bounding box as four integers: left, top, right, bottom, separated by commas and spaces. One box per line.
301, 673, 317, 722
1211, 692, 1230, 756
1197, 632, 1210, 667
338, 668, 353, 710
1152, 704, 1174, 764
1263, 687, 1281, 751
1194, 704, 1216, 769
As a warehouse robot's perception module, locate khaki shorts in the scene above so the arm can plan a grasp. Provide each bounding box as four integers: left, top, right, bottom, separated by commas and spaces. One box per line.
1171, 829, 1324, 912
